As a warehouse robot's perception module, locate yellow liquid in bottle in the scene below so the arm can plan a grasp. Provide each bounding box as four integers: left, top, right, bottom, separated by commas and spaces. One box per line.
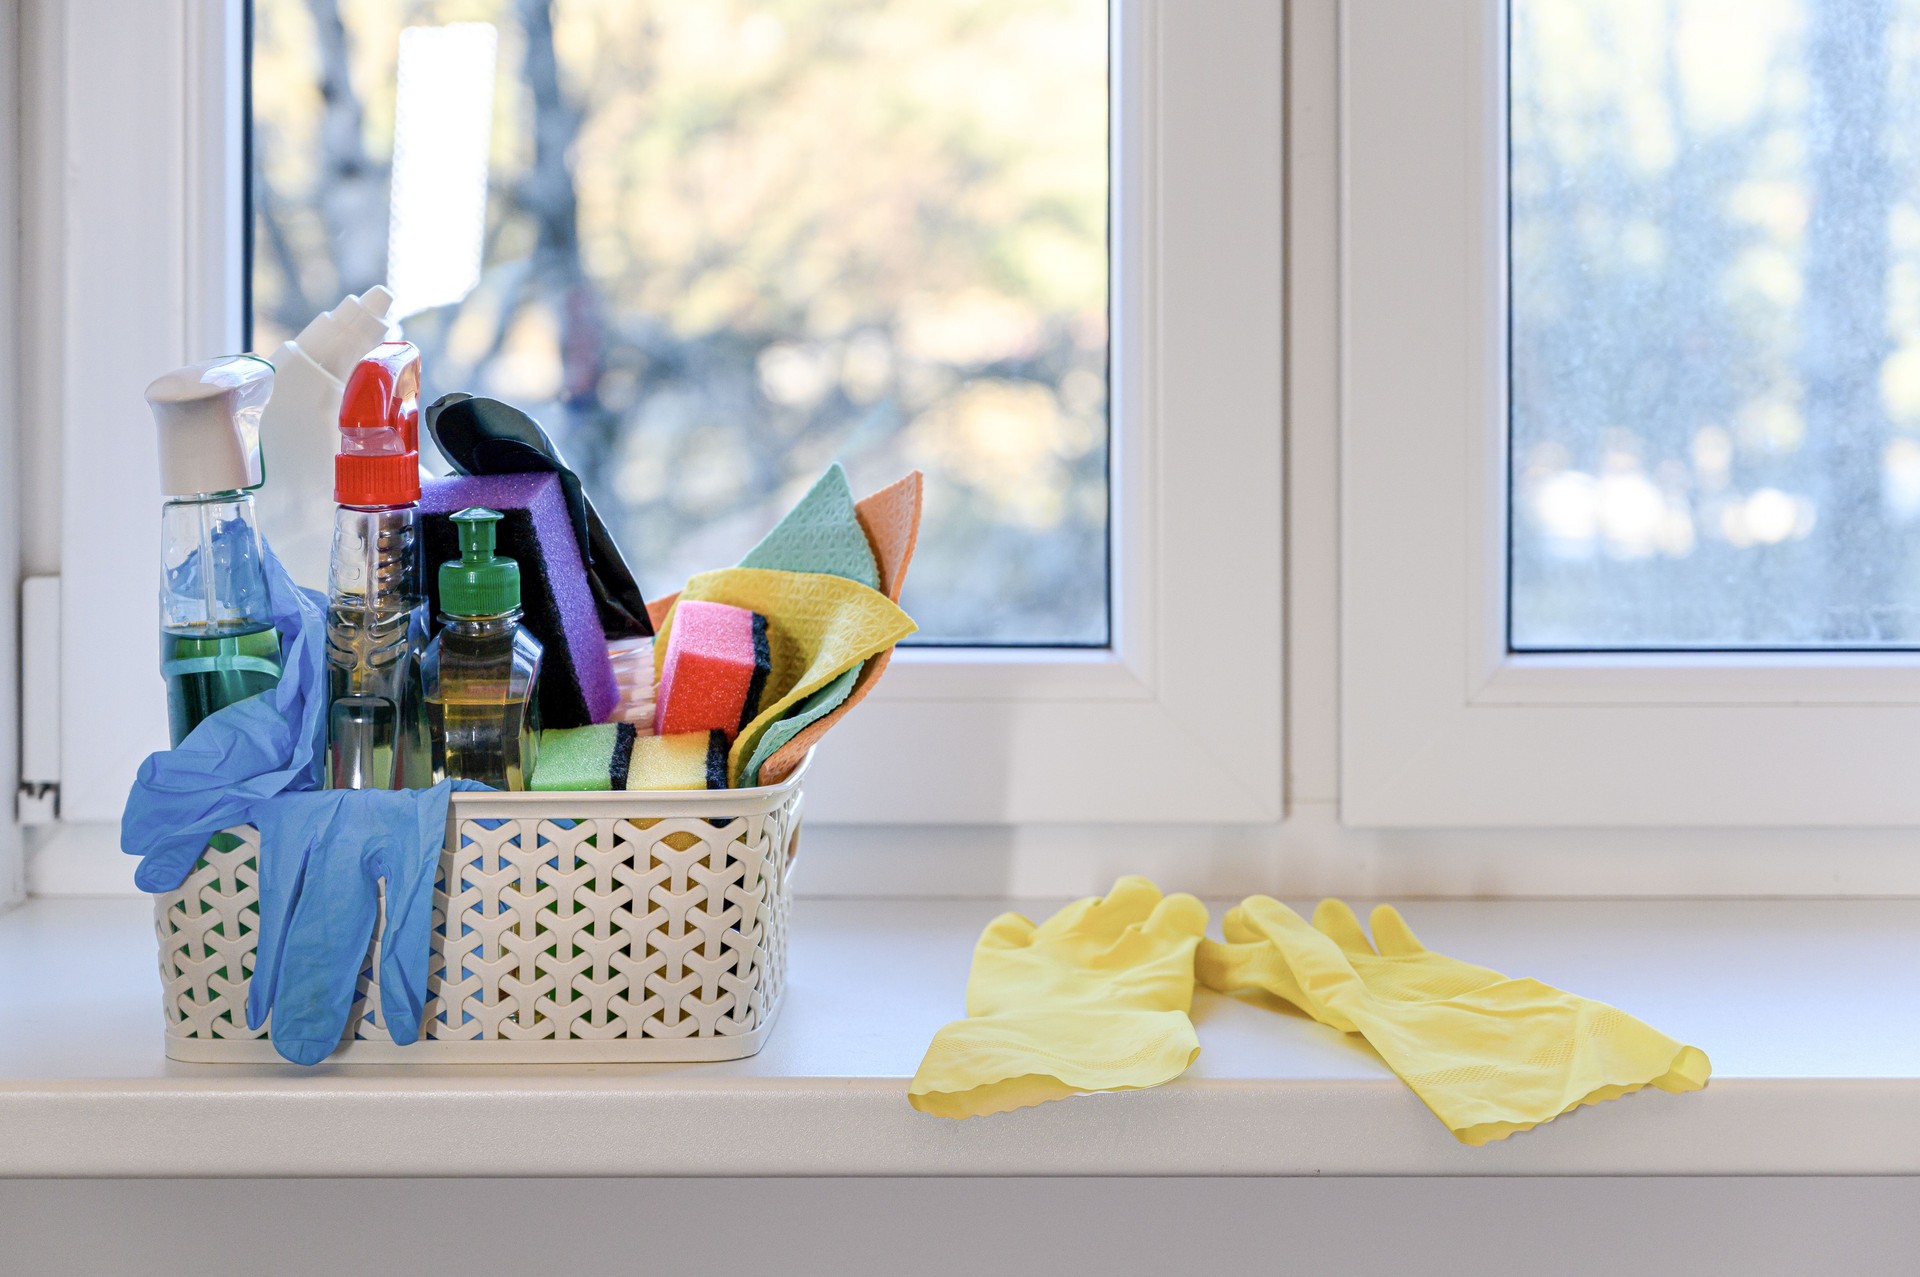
422, 613, 541, 790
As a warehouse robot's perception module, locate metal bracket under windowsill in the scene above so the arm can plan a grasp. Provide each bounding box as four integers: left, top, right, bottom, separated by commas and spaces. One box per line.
16, 782, 59, 826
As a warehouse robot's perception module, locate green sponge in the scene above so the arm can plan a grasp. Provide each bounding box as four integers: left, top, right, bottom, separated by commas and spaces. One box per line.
531, 724, 625, 791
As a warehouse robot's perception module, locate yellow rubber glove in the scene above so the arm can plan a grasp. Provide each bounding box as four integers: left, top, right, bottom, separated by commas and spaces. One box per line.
1197, 898, 1711, 1145
910, 877, 1209, 1119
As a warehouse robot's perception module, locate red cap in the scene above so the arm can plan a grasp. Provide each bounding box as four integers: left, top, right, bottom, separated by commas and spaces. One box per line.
334, 341, 422, 506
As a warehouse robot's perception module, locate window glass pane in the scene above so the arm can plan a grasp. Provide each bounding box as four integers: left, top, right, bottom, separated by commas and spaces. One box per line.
1510, 0, 1920, 649
250, 0, 1110, 645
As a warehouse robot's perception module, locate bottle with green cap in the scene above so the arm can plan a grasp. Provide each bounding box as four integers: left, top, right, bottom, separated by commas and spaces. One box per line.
421, 508, 543, 789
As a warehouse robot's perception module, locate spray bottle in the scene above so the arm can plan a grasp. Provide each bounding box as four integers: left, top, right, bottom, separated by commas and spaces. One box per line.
146, 355, 282, 745
422, 508, 544, 789
257, 287, 394, 591
326, 341, 429, 789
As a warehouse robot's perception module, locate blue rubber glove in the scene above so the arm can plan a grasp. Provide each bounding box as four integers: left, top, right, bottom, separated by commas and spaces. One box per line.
121, 542, 328, 892
246, 779, 488, 1065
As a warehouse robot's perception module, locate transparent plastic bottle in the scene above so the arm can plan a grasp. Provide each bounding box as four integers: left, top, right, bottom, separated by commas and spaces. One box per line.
146, 355, 283, 745
422, 509, 543, 790
326, 342, 430, 789
256, 285, 393, 592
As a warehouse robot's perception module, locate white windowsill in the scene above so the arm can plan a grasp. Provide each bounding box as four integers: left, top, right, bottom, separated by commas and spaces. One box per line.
2, 891, 1915, 1178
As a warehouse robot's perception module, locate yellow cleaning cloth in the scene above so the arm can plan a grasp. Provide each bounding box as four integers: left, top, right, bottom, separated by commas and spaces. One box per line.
655, 567, 916, 786
1197, 897, 1712, 1145
909, 877, 1208, 1119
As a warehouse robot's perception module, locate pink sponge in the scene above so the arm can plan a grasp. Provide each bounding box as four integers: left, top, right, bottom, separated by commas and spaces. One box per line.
656, 600, 771, 739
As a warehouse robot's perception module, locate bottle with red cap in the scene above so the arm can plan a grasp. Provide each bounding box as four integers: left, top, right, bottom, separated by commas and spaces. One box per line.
324, 341, 431, 789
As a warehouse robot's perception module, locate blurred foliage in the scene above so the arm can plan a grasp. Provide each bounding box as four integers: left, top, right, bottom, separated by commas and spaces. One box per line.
1512, 0, 1920, 647
252, 0, 1109, 644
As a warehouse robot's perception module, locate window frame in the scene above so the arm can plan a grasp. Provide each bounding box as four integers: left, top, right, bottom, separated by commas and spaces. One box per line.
37, 0, 1283, 828
1341, 0, 1920, 827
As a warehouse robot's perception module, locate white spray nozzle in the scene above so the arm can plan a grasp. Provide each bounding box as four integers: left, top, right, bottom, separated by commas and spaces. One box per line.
146, 354, 275, 497
297, 286, 396, 382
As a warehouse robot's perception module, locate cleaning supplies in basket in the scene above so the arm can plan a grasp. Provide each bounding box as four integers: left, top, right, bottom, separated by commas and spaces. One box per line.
421, 508, 544, 789
146, 355, 284, 746
127, 325, 925, 1071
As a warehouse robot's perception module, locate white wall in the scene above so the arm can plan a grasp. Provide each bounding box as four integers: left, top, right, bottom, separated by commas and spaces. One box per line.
0, 0, 25, 907
3, 1176, 1916, 1276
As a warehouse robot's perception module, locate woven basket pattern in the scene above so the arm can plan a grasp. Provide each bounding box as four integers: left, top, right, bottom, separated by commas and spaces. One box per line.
154, 789, 799, 1064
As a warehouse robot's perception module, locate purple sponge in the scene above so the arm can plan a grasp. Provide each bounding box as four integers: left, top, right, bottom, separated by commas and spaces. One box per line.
421, 472, 619, 728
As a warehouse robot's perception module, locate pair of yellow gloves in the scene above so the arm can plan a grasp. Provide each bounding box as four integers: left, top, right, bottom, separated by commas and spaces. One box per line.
908, 878, 1711, 1145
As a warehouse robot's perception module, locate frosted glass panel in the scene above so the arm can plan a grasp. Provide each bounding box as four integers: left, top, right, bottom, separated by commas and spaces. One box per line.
1510, 0, 1920, 649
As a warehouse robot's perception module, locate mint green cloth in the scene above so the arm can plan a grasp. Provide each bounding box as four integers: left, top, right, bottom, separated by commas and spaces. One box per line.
740, 465, 879, 589
737, 465, 878, 785
744, 668, 860, 783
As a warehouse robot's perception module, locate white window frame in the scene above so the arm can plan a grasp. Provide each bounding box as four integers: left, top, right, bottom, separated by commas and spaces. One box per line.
32, 0, 1283, 831
1341, 0, 1920, 828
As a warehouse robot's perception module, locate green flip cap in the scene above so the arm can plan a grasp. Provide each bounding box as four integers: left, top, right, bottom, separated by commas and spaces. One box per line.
440, 508, 520, 616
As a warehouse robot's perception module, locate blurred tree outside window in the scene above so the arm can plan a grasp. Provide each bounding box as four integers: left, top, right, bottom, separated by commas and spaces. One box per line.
250, 0, 1110, 645
1511, 0, 1920, 648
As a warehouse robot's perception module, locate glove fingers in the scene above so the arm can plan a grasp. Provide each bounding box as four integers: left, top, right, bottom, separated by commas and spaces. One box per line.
1195, 936, 1273, 996
1220, 903, 1263, 945
1069, 876, 1168, 941
245, 794, 345, 1032
1226, 895, 1309, 940
1223, 897, 1337, 962
267, 844, 380, 1066
1143, 891, 1209, 940
977, 911, 1040, 951
1312, 898, 1377, 956
1368, 904, 1427, 956
371, 780, 456, 1047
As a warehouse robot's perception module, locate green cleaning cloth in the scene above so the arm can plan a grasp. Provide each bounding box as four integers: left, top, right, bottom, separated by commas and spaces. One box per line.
739, 464, 881, 589
733, 465, 880, 785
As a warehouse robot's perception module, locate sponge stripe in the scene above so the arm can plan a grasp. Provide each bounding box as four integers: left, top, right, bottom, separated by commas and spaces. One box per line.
609, 722, 637, 791
741, 611, 772, 732
704, 730, 729, 790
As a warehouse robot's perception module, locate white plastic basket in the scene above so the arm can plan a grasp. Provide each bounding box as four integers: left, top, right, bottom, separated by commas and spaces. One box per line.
153, 763, 806, 1064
